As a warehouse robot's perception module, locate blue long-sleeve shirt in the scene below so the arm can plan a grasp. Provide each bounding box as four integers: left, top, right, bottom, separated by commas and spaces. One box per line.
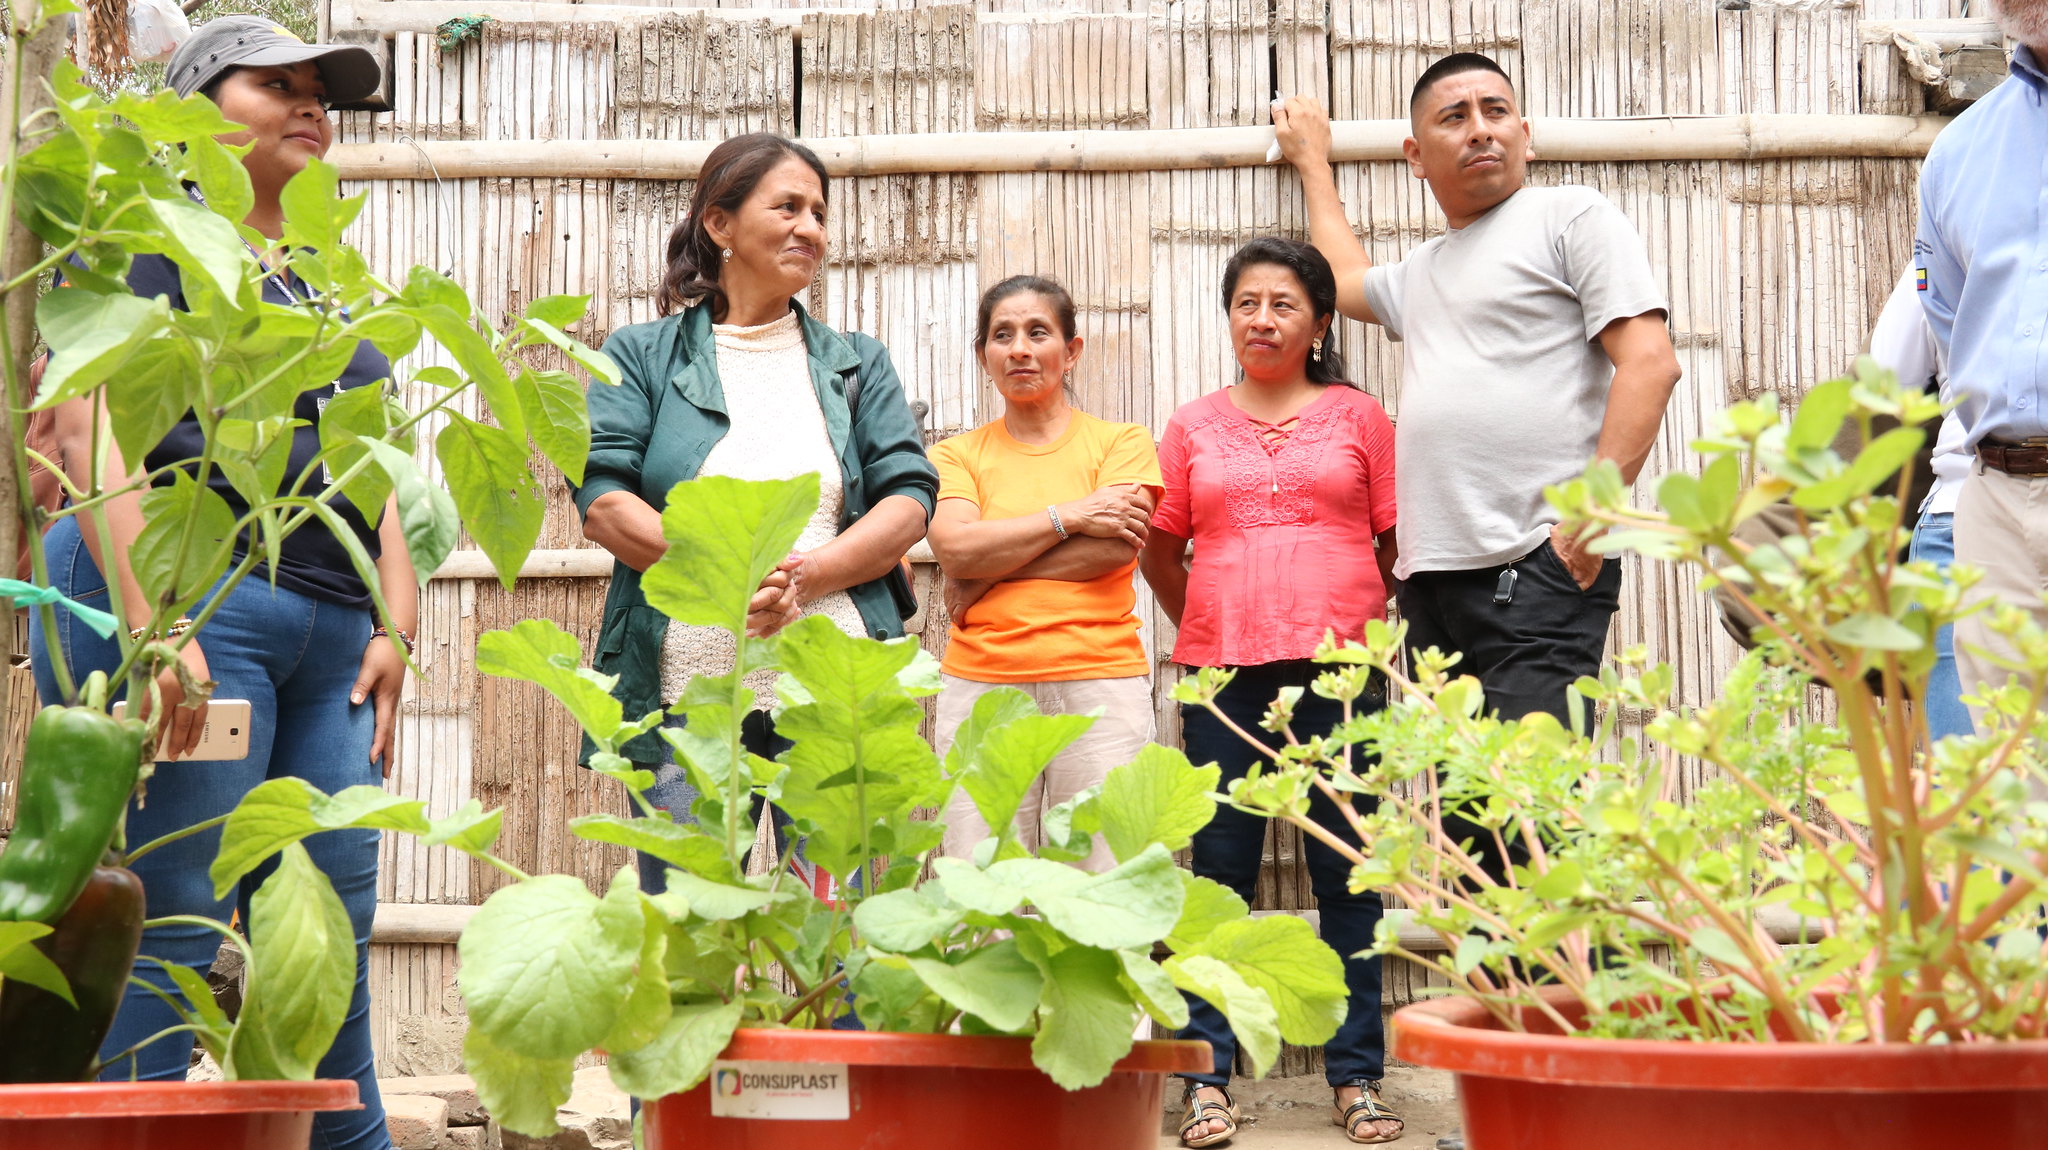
1916, 44, 2048, 448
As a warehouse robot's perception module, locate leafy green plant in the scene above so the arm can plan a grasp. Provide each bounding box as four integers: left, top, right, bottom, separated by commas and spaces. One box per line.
0, 0, 612, 1082
465, 473, 1350, 1137
1202, 363, 2048, 1045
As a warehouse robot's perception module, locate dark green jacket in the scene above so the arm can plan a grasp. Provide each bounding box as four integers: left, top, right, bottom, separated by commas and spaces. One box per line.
571, 301, 938, 765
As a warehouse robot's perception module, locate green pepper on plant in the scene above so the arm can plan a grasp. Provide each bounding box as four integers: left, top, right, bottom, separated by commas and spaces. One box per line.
0, 863, 146, 1082
0, 704, 145, 925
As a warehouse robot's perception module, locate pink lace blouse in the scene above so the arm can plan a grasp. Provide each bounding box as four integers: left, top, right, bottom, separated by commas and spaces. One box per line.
1153, 387, 1398, 668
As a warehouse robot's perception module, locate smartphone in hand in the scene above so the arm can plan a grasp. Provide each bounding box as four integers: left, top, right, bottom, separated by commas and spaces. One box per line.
111, 699, 253, 762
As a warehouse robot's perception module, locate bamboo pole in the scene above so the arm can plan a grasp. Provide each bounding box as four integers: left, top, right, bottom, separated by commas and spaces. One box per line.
428, 542, 943, 582
331, 113, 1947, 182
329, 0, 867, 37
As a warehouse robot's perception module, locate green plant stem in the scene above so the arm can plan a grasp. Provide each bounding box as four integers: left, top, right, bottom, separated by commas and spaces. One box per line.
122, 812, 232, 865
758, 937, 812, 1000
98, 1022, 207, 1070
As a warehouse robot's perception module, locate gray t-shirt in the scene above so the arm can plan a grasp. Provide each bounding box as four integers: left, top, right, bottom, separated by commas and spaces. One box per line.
1363, 185, 1667, 578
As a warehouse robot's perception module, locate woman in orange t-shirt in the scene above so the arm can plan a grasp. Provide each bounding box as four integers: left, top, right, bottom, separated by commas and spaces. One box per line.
927, 276, 1163, 871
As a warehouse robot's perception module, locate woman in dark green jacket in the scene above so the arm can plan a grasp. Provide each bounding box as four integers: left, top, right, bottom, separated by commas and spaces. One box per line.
571, 133, 937, 891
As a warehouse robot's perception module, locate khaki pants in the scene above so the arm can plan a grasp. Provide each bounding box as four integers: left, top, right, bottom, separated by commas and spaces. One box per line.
936, 673, 1154, 872
1952, 461, 2048, 728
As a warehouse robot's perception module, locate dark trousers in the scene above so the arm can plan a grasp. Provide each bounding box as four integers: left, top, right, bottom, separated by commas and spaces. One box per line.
1396, 537, 1622, 883
1176, 660, 1386, 1088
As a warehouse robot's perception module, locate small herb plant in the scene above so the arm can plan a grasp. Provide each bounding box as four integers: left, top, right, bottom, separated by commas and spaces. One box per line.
462, 472, 1350, 1137
0, 1, 611, 1086
1198, 364, 2048, 1044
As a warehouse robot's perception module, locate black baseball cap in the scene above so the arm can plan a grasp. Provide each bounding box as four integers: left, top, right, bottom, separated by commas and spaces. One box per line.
165, 15, 381, 103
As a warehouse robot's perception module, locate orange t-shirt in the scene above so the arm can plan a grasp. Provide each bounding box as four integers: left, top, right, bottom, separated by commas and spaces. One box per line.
930, 412, 1164, 683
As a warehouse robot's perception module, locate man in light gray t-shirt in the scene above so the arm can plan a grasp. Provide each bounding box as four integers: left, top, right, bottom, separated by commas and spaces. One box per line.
1275, 52, 1680, 729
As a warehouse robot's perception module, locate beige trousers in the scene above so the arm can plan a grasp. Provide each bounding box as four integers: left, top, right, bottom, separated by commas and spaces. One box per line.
1952, 461, 2048, 728
936, 673, 1154, 873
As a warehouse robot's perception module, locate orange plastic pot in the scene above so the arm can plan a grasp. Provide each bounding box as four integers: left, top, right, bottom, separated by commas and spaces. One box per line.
1394, 987, 2048, 1150
0, 1079, 359, 1150
642, 1030, 1208, 1150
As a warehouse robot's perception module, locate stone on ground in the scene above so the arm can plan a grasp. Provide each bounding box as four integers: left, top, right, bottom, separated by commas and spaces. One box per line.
494, 1065, 630, 1150
381, 1073, 488, 1126
384, 1093, 450, 1150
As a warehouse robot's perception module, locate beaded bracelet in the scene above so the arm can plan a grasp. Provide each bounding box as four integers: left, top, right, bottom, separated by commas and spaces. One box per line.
372, 626, 416, 656
129, 617, 194, 642
1046, 504, 1069, 540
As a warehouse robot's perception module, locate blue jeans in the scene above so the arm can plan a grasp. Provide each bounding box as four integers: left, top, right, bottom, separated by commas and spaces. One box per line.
1910, 511, 1974, 743
1176, 660, 1386, 1088
29, 515, 391, 1150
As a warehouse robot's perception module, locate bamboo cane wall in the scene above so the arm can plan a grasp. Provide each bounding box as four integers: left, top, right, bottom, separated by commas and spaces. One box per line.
315, 0, 1970, 1076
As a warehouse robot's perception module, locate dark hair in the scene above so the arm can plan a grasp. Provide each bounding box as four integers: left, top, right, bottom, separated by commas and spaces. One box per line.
1220, 238, 1352, 386
974, 275, 1080, 398
658, 133, 830, 317
974, 275, 1077, 351
1408, 52, 1514, 116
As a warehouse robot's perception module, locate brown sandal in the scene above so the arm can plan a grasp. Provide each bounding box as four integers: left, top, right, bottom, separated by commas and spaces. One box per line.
1334, 1080, 1403, 1144
1179, 1083, 1239, 1148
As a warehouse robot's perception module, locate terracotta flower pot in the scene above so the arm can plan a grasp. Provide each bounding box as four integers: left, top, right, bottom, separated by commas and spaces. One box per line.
642, 1030, 1209, 1150
1394, 987, 2048, 1150
0, 1079, 359, 1150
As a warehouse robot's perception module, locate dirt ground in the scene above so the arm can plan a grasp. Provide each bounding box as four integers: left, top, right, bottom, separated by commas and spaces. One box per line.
1159, 1062, 1463, 1149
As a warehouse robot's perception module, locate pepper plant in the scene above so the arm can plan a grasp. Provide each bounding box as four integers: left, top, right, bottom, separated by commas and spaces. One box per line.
463, 472, 1351, 1138
0, 0, 613, 1083
1202, 364, 2048, 1043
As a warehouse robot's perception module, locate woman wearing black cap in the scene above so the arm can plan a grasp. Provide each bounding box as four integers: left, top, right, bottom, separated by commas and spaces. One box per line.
31, 17, 404, 1148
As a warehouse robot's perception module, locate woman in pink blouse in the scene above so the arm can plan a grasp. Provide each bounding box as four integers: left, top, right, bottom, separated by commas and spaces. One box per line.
1142, 238, 1402, 1147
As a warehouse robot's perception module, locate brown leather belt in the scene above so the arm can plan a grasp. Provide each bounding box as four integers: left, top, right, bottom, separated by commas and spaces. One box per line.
1980, 438, 2048, 477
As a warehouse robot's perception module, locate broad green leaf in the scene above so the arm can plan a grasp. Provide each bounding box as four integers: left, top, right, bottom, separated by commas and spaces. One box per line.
212, 778, 430, 898
476, 619, 623, 741
602, 897, 672, 1056
1118, 948, 1189, 1030
113, 87, 242, 141
771, 618, 944, 876
161, 960, 234, 1062
570, 814, 736, 883
361, 438, 460, 578
852, 888, 966, 953
940, 686, 1038, 777
1096, 744, 1220, 863
1840, 426, 1925, 497
184, 134, 254, 228
850, 957, 943, 1032
1785, 378, 1851, 453
0, 922, 68, 1004
102, 333, 203, 472
130, 473, 236, 617
515, 367, 591, 486
1031, 946, 1139, 1089
214, 415, 302, 517
1824, 613, 1924, 653
660, 870, 794, 921
399, 268, 523, 441
523, 294, 591, 330
34, 288, 172, 406
604, 999, 743, 1101
436, 412, 545, 589
458, 869, 643, 1060
958, 713, 1095, 841
278, 158, 362, 256
1180, 914, 1345, 1044
1530, 858, 1584, 902
643, 475, 818, 636
1029, 844, 1185, 951
1687, 927, 1752, 971
343, 310, 423, 362
225, 844, 355, 1080
903, 939, 1043, 1032
147, 195, 249, 304
927, 856, 1037, 916
463, 1026, 575, 1138
423, 801, 504, 856
1164, 953, 1281, 1076
521, 315, 622, 388
1166, 873, 1250, 951
317, 383, 405, 518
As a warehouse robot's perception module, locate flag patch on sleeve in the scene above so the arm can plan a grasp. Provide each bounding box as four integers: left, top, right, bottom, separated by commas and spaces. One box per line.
1916, 266, 1929, 292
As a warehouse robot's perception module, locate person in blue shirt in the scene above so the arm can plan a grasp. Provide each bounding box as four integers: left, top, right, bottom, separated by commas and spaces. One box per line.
1915, 0, 2048, 717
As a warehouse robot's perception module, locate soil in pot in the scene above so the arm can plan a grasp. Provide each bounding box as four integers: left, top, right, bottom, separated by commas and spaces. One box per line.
643, 1030, 1209, 1150
0, 1079, 360, 1150
1393, 988, 2048, 1150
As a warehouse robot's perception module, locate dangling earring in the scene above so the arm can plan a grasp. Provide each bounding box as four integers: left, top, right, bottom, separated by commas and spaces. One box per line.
1062, 370, 1073, 389
1312, 337, 1324, 362
721, 247, 733, 262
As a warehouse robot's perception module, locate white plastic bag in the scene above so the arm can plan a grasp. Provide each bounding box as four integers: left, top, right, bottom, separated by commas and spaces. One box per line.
127, 0, 191, 65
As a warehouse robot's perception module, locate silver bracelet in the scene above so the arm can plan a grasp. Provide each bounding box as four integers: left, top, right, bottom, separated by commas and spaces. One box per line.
1047, 504, 1069, 540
